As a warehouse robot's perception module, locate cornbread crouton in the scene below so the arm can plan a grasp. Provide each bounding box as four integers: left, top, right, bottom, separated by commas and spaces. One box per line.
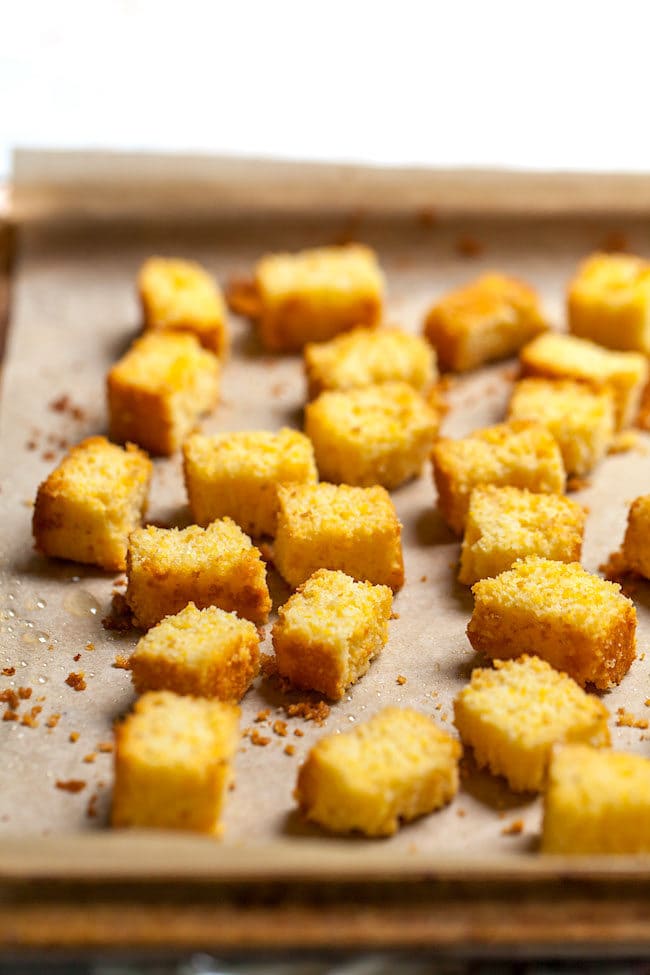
111, 691, 239, 833
274, 483, 404, 591
520, 332, 648, 430
467, 557, 636, 689
568, 252, 650, 355
183, 428, 317, 536
542, 745, 650, 854
304, 326, 436, 398
32, 436, 152, 571
272, 569, 392, 700
138, 256, 229, 358
305, 382, 440, 489
423, 273, 547, 372
107, 331, 220, 456
431, 421, 566, 535
507, 378, 615, 477
250, 244, 384, 352
125, 519, 271, 629
623, 495, 650, 579
129, 602, 260, 700
453, 656, 610, 792
458, 486, 585, 586
295, 707, 460, 836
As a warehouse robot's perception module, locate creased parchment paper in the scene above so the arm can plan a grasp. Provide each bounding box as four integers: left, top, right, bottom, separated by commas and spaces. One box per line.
1, 208, 649, 875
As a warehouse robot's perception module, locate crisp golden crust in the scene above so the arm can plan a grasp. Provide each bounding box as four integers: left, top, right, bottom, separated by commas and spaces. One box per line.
111, 690, 240, 833
182, 428, 317, 536
252, 244, 384, 352
32, 436, 152, 571
305, 382, 440, 489
542, 745, 650, 854
295, 707, 461, 836
423, 273, 547, 372
568, 252, 650, 356
107, 331, 220, 456
467, 557, 637, 689
274, 482, 404, 591
129, 602, 260, 701
431, 421, 566, 535
125, 519, 271, 629
138, 256, 229, 358
453, 656, 610, 792
304, 326, 436, 398
623, 494, 650, 579
272, 569, 393, 700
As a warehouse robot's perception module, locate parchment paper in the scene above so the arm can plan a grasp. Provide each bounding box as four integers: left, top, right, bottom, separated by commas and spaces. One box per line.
1, 208, 650, 869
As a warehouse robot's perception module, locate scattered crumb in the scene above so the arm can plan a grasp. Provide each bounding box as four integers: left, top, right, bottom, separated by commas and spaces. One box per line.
273, 719, 288, 737
608, 431, 640, 454
85, 642, 95, 651
46, 713, 61, 729
65, 671, 87, 692
396, 675, 407, 685
112, 654, 131, 670
83, 753, 96, 764
73, 653, 81, 662
456, 808, 467, 818
20, 706, 42, 728
69, 731, 80, 743
3, 710, 18, 722
501, 819, 524, 836
616, 708, 649, 730
644, 699, 650, 707
97, 741, 113, 753
270, 382, 287, 398
55, 779, 86, 793
294, 727, 304, 737
285, 700, 331, 725
2, 667, 15, 677
41, 450, 56, 462
420, 575, 428, 583
567, 475, 591, 492
255, 708, 271, 723
284, 744, 296, 756
456, 235, 484, 258
1, 689, 19, 710
17, 687, 32, 700
250, 729, 271, 747
86, 793, 99, 818
440, 711, 448, 722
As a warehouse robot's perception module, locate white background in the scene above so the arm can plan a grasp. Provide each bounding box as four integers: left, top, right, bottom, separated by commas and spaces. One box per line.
2, 0, 650, 179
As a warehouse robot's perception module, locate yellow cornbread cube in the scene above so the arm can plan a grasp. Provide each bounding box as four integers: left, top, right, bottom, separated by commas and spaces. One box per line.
183, 428, 317, 537
431, 421, 566, 535
304, 326, 437, 398
458, 486, 585, 586
111, 690, 239, 834
305, 382, 440, 490
274, 482, 404, 591
272, 569, 393, 700
138, 256, 229, 358
453, 656, 610, 793
125, 518, 271, 629
568, 252, 650, 355
32, 436, 152, 572
623, 494, 650, 579
295, 707, 461, 836
129, 602, 260, 701
508, 378, 615, 477
520, 332, 648, 430
467, 557, 637, 690
423, 273, 547, 372
107, 331, 220, 456
542, 745, 650, 854
253, 244, 384, 352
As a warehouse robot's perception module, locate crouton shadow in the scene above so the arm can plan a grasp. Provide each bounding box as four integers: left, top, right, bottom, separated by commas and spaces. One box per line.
411, 507, 456, 547
460, 752, 537, 813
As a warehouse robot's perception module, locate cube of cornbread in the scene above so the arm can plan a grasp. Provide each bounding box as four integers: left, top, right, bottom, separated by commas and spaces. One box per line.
304, 326, 437, 398
126, 518, 271, 629
431, 421, 566, 535
183, 428, 317, 537
138, 256, 229, 358
507, 378, 615, 477
568, 252, 650, 356
458, 486, 585, 586
542, 745, 650, 854
295, 707, 461, 836
454, 656, 610, 793
32, 436, 152, 571
274, 483, 404, 591
272, 569, 392, 700
623, 494, 650, 579
129, 602, 260, 700
423, 273, 547, 372
252, 244, 384, 352
107, 331, 220, 456
111, 691, 239, 833
520, 332, 648, 430
305, 382, 440, 489
467, 557, 637, 689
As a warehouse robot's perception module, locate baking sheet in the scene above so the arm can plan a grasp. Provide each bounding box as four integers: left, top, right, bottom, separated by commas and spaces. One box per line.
1, 209, 650, 872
